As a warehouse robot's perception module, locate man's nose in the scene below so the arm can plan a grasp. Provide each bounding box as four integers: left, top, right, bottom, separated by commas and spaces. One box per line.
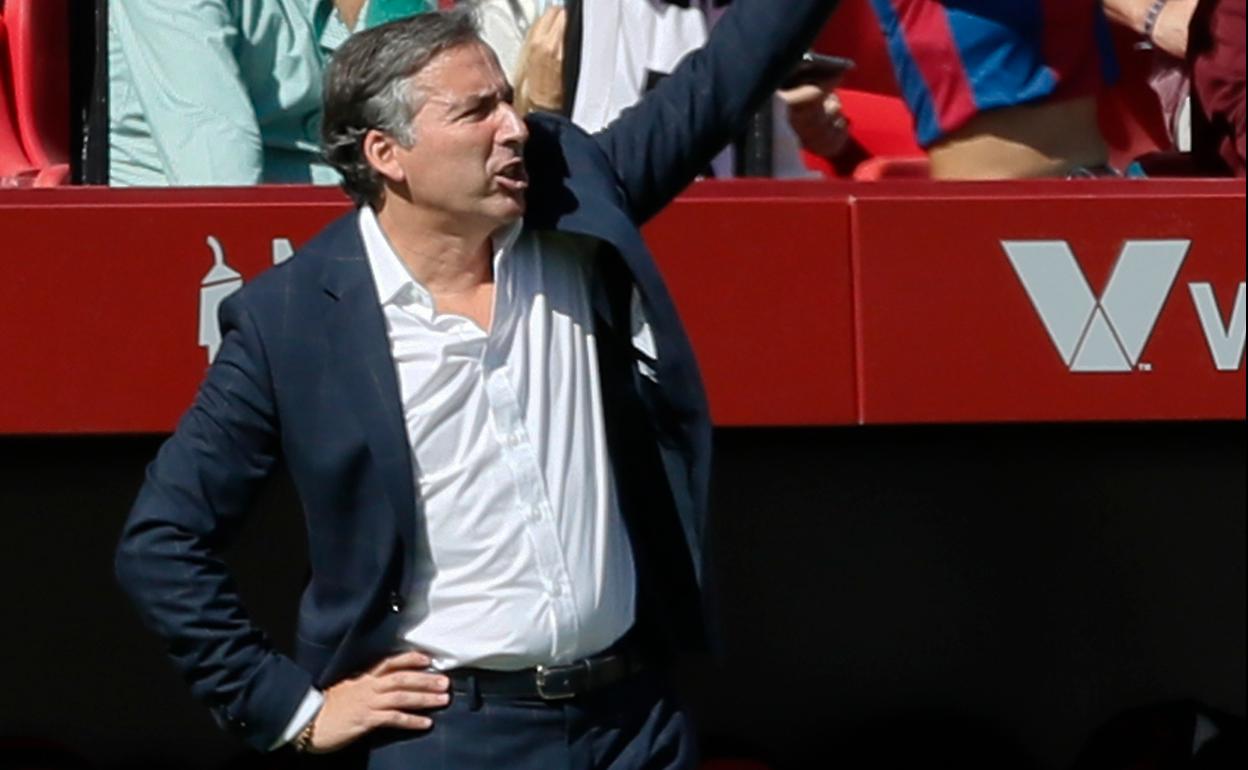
497, 102, 529, 147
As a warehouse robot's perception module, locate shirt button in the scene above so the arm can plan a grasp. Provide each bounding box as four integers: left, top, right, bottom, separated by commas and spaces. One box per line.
388, 592, 405, 613
528, 508, 542, 523
549, 583, 563, 598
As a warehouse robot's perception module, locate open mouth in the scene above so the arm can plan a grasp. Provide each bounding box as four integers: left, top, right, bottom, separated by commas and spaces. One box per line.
495, 160, 529, 192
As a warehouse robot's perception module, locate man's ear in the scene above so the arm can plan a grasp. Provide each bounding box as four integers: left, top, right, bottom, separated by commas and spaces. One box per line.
362, 129, 406, 185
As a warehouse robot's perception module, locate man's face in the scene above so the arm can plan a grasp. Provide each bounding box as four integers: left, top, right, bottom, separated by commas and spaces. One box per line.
390, 42, 529, 228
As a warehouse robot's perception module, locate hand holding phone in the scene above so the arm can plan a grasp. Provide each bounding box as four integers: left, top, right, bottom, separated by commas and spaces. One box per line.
779, 54, 855, 159
780, 52, 855, 90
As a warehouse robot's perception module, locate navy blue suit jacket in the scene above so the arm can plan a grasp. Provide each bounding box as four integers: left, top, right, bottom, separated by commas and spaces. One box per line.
116, 0, 838, 750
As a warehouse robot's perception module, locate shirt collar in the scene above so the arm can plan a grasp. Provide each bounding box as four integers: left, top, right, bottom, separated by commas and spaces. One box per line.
359, 204, 421, 307
492, 219, 524, 266
358, 206, 525, 309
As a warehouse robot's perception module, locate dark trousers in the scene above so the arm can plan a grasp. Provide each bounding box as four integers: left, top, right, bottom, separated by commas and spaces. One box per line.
362, 670, 698, 770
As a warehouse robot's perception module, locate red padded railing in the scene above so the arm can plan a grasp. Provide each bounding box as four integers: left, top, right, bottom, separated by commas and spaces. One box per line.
0, 180, 1242, 434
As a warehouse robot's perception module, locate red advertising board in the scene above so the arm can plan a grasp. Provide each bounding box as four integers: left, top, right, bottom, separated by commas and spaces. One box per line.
0, 180, 1242, 433
0, 188, 350, 433
0, 185, 855, 432
851, 180, 1246, 423
645, 189, 856, 425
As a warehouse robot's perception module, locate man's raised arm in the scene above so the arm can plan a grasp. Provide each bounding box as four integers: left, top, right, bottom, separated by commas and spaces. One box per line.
594, 0, 842, 224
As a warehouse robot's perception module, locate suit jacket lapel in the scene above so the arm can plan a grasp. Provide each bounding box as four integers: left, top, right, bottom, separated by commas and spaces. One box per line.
316, 214, 417, 569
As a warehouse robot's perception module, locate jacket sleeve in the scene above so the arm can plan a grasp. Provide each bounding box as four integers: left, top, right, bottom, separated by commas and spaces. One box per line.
114, 291, 311, 751
593, 0, 841, 224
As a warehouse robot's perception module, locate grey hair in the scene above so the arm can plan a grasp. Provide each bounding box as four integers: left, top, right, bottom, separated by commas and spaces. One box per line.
321, 7, 482, 206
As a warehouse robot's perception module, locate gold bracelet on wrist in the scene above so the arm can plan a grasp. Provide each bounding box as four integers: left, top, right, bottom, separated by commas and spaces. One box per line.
293, 718, 316, 753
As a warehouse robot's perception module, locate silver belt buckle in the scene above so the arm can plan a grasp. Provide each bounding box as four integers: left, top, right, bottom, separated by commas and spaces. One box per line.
534, 663, 579, 700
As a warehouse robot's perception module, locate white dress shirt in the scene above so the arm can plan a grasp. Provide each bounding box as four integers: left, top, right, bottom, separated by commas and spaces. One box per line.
357, 206, 636, 672
278, 207, 639, 746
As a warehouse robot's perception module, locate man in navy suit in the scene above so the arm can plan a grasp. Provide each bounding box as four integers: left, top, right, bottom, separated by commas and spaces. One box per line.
116, 1, 838, 766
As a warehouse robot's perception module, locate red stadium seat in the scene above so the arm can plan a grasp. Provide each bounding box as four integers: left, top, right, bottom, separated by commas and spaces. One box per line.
839, 89, 923, 159
853, 155, 932, 180
0, 13, 36, 184
3, 0, 70, 182
798, 90, 924, 178
34, 162, 70, 186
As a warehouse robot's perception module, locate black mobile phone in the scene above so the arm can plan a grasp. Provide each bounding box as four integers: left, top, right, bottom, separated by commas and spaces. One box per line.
780, 52, 855, 90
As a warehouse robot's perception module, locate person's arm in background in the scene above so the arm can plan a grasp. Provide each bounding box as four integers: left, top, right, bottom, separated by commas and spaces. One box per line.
1104, 0, 1199, 58
476, 0, 537, 84
109, 0, 263, 185
593, 0, 841, 224
514, 7, 567, 114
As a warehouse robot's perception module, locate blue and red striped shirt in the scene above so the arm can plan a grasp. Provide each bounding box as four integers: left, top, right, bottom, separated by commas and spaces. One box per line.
869, 0, 1119, 146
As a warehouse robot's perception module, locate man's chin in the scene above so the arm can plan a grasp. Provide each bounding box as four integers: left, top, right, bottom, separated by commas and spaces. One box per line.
495, 193, 526, 220
474, 189, 525, 229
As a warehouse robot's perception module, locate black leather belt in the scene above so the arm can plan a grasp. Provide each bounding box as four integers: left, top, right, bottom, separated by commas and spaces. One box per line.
447, 648, 644, 701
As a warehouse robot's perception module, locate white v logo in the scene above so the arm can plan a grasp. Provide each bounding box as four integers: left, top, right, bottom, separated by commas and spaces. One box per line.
1189, 282, 1247, 371
1002, 240, 1189, 372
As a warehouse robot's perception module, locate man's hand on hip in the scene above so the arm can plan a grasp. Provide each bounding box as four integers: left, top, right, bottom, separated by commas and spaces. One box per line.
307, 650, 449, 753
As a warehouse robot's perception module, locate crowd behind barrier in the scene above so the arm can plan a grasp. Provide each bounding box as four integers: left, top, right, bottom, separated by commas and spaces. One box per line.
1, 0, 1243, 188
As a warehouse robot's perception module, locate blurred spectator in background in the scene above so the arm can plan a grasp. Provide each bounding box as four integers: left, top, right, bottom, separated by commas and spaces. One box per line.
1187, 0, 1244, 175
474, 0, 543, 85
1105, 0, 1198, 155
869, 0, 1120, 179
1104, 0, 1244, 175
477, 0, 851, 177
108, 0, 432, 186
474, 0, 564, 115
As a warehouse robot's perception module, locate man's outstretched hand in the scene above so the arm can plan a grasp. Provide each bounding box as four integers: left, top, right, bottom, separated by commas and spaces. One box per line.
307, 650, 450, 752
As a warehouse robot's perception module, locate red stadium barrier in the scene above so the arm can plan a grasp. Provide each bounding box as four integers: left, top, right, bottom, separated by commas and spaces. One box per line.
0, 180, 1242, 434
851, 181, 1245, 422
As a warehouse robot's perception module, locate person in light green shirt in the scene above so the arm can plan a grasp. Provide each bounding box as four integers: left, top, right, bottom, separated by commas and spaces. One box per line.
108, 0, 432, 187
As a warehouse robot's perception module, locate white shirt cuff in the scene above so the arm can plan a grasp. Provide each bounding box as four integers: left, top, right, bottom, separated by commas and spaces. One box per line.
269, 687, 324, 750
